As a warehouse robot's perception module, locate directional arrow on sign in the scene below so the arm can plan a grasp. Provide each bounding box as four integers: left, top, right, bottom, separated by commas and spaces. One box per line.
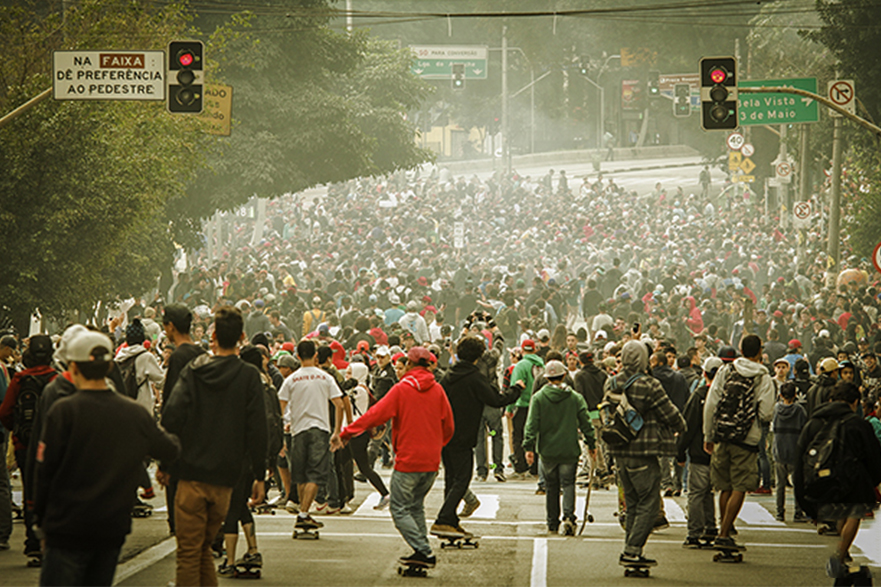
801, 97, 813, 106
414, 68, 424, 74
473, 69, 483, 75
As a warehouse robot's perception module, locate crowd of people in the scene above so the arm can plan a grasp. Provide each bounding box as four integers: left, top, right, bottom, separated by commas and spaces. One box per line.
1, 164, 881, 583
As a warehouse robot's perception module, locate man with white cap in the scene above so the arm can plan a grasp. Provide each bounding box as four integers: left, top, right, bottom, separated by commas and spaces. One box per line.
806, 357, 840, 418
34, 330, 180, 586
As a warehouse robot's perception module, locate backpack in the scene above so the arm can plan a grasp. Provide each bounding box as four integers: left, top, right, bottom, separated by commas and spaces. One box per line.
117, 350, 147, 400
597, 373, 646, 448
13, 372, 55, 446
802, 414, 859, 504
712, 369, 757, 444
351, 383, 386, 439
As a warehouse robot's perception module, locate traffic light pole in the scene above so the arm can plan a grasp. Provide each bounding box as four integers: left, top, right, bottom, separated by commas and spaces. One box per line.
0, 88, 51, 131
501, 25, 509, 175
828, 115, 843, 276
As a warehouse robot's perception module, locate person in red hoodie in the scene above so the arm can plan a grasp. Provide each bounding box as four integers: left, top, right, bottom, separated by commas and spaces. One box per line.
682, 296, 704, 336
331, 346, 454, 569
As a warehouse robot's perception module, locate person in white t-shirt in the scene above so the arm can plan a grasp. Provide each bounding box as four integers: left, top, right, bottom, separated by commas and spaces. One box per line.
277, 340, 344, 530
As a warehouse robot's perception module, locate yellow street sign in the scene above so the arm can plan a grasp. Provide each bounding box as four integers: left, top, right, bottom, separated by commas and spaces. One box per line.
733, 174, 755, 183
728, 151, 742, 171
739, 157, 756, 175
202, 84, 232, 136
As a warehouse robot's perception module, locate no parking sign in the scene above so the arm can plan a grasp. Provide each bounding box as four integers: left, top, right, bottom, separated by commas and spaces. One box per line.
873, 241, 881, 274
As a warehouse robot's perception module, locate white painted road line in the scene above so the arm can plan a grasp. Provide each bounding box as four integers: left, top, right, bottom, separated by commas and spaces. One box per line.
738, 501, 784, 526
470, 494, 500, 519
531, 538, 548, 587
663, 497, 687, 522
113, 537, 176, 585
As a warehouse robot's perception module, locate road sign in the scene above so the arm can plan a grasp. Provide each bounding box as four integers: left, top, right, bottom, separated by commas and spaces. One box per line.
410, 46, 487, 79
741, 143, 755, 157
202, 84, 232, 136
874, 241, 881, 274
453, 222, 465, 249
793, 201, 812, 228
737, 77, 818, 125
733, 175, 755, 183
728, 151, 755, 180
827, 80, 855, 118
775, 160, 793, 183
53, 50, 164, 100
727, 132, 745, 150
660, 74, 699, 111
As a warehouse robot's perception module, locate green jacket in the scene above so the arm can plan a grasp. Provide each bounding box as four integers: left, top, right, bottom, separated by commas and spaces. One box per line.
522, 383, 595, 464
509, 353, 545, 409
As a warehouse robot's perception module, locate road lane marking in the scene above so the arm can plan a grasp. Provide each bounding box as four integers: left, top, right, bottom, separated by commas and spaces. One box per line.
113, 537, 176, 585
531, 538, 548, 587
663, 498, 687, 522
738, 501, 784, 526
853, 517, 881, 567
353, 492, 391, 517
470, 494, 500, 519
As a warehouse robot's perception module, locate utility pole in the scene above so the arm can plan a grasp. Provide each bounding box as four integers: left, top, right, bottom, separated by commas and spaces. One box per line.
501, 25, 509, 175
827, 115, 843, 278
797, 124, 810, 263
778, 124, 789, 227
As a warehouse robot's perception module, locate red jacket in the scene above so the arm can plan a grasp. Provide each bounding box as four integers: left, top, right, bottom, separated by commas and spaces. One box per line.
0, 365, 58, 451
341, 367, 453, 473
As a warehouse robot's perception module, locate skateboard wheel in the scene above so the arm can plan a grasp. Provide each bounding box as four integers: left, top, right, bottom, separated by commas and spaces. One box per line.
588, 514, 595, 523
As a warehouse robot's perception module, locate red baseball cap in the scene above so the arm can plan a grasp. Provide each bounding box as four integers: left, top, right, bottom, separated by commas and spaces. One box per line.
408, 346, 435, 364
788, 339, 802, 349
521, 339, 536, 352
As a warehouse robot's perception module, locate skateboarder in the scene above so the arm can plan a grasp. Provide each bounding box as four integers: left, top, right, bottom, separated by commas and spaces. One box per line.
332, 346, 454, 569
523, 360, 596, 535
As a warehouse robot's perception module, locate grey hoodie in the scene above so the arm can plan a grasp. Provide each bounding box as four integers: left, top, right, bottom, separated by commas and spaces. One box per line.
703, 357, 776, 446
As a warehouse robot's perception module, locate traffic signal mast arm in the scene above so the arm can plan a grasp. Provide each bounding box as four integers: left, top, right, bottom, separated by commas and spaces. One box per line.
739, 86, 881, 138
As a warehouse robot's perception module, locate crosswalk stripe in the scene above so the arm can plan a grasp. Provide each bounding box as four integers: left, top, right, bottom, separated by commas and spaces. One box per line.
353, 492, 390, 517
469, 494, 500, 519
531, 538, 548, 587
664, 497, 687, 522
738, 501, 784, 526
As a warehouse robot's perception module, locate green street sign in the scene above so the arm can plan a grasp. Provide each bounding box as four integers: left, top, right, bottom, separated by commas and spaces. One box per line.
737, 77, 818, 125
410, 45, 487, 80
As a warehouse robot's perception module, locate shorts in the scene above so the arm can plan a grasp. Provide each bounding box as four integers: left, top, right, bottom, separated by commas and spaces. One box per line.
710, 442, 758, 493
818, 502, 875, 521
290, 427, 330, 486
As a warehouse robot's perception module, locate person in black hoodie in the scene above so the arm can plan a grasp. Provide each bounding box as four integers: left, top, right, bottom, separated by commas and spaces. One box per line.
650, 351, 688, 496
574, 351, 607, 481
429, 336, 519, 539
34, 330, 180, 587
677, 356, 721, 547
795, 381, 881, 579
159, 306, 267, 587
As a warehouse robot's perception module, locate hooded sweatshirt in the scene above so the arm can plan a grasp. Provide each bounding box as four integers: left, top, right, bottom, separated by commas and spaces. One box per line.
115, 344, 164, 413
772, 401, 807, 465
685, 296, 704, 335
703, 357, 775, 447
340, 367, 453, 473
439, 361, 519, 451
602, 341, 686, 458
522, 382, 595, 464
161, 354, 267, 487
509, 352, 546, 409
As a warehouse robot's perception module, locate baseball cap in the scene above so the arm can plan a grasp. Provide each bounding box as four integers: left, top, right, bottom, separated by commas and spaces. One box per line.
788, 339, 802, 349
254, 299, 265, 308
773, 357, 790, 366
277, 354, 299, 370
0, 335, 18, 350
375, 345, 391, 357
718, 346, 738, 362
595, 330, 608, 340
26, 334, 53, 358
545, 360, 566, 379
537, 328, 550, 341
407, 346, 434, 364
521, 339, 536, 352
819, 329, 830, 338
407, 300, 420, 312
66, 331, 113, 363
55, 325, 88, 365
703, 356, 724, 374
819, 357, 840, 373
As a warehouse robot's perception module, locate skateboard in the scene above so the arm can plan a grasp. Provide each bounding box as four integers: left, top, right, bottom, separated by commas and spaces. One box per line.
833, 564, 873, 587
620, 561, 654, 578
616, 479, 626, 529
251, 502, 275, 515
684, 536, 715, 549
26, 554, 42, 568
435, 532, 479, 549
131, 504, 153, 518
397, 561, 430, 577
233, 560, 262, 579
713, 543, 745, 563
579, 465, 595, 536
293, 527, 319, 540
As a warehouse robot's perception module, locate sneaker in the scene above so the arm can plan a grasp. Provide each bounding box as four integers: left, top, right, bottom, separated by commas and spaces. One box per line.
295, 514, 323, 529
776, 513, 785, 522
459, 499, 481, 518
507, 471, 528, 481
753, 487, 772, 495
714, 536, 744, 551
663, 488, 674, 497
682, 537, 702, 549
218, 560, 235, 576
562, 520, 576, 536
320, 506, 341, 515
826, 555, 845, 579
535, 487, 546, 496
285, 500, 299, 514
340, 504, 354, 515
653, 516, 669, 531
311, 502, 327, 514
241, 552, 262, 566
140, 487, 156, 500
399, 551, 436, 568
619, 553, 658, 567
374, 495, 391, 510
430, 523, 464, 538
476, 474, 487, 482
353, 472, 367, 483
455, 524, 474, 539
793, 513, 809, 523
494, 471, 506, 483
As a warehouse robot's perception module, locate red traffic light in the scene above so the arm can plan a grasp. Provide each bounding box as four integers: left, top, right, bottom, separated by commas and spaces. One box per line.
178, 51, 194, 67
710, 68, 727, 84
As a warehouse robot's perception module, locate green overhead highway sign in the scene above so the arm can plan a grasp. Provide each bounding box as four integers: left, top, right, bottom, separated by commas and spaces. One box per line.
410, 45, 487, 80
737, 77, 818, 125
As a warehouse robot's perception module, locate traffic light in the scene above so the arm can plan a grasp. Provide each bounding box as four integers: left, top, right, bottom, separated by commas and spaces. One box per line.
451, 63, 465, 91
579, 56, 589, 76
167, 40, 203, 113
647, 70, 660, 97
699, 56, 738, 130
674, 83, 691, 117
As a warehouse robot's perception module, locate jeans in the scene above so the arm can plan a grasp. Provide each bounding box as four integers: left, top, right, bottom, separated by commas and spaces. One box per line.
15, 448, 40, 553
580, 418, 607, 476
512, 407, 531, 474
40, 544, 121, 586
660, 456, 683, 492
757, 422, 771, 488
174, 479, 232, 587
390, 470, 436, 557
0, 430, 11, 543
775, 462, 803, 519
541, 461, 577, 530
616, 455, 661, 557
475, 407, 504, 477
435, 447, 473, 528
686, 462, 716, 538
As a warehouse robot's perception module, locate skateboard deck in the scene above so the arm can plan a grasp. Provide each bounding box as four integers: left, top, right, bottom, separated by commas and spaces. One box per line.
397, 561, 429, 577
579, 466, 594, 535
293, 527, 319, 540
434, 531, 479, 549
251, 503, 275, 515
619, 560, 655, 578
233, 562, 262, 579
833, 564, 873, 587
713, 543, 745, 563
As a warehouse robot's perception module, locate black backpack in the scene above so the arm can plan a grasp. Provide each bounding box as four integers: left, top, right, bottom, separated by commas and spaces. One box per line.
117, 350, 147, 400
802, 414, 859, 504
712, 369, 757, 444
597, 373, 646, 448
13, 372, 55, 446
